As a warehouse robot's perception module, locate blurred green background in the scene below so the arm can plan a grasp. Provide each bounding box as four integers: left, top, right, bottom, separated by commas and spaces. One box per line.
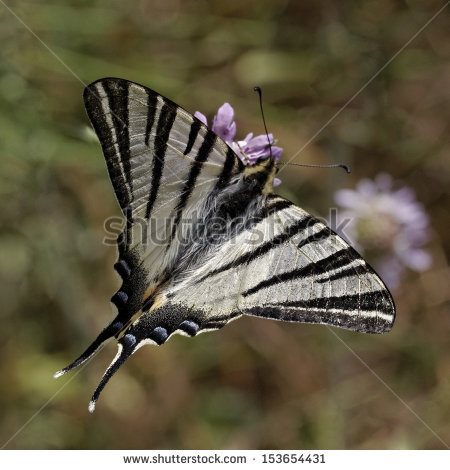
1, 0, 449, 450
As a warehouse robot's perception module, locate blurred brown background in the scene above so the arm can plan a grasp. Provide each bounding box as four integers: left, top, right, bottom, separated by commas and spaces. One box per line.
0, 0, 449, 449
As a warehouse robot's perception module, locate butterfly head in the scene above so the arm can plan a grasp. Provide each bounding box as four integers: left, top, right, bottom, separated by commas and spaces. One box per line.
242, 156, 277, 195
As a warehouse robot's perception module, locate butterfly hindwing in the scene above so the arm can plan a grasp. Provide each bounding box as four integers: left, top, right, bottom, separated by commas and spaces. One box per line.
158, 195, 395, 335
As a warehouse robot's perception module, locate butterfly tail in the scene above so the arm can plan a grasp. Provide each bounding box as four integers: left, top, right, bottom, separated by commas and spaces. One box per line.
53, 320, 125, 378
88, 332, 137, 413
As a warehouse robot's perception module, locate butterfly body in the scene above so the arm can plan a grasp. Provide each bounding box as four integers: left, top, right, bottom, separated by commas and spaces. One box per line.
55, 78, 395, 411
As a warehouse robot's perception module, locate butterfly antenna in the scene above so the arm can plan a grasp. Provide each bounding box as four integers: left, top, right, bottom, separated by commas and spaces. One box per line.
279, 161, 351, 173
253, 87, 350, 174
253, 86, 273, 158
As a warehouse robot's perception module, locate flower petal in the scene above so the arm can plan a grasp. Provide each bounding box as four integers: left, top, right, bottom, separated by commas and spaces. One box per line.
194, 103, 283, 184
273, 177, 282, 187
334, 189, 360, 208
403, 249, 432, 271
230, 141, 247, 164
270, 146, 283, 161
334, 172, 432, 287
356, 179, 377, 197
212, 103, 236, 142
377, 257, 403, 289
247, 133, 273, 153
194, 111, 208, 126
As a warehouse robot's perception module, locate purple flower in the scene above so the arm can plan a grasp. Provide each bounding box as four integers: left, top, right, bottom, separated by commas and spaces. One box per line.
194, 102, 283, 187
332, 173, 432, 288
194, 103, 236, 143
230, 133, 283, 166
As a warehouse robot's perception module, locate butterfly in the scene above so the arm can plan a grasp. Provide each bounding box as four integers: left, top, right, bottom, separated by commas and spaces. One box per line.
55, 78, 395, 412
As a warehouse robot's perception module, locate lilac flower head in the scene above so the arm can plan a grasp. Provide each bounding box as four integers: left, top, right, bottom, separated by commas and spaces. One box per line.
195, 102, 283, 187
194, 103, 236, 143
230, 133, 283, 166
212, 103, 236, 143
332, 173, 431, 288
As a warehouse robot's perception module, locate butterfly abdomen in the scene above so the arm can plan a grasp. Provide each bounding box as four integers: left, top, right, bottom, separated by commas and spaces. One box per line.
166, 162, 275, 281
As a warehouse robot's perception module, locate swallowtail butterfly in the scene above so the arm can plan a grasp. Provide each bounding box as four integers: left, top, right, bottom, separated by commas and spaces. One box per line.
55, 78, 395, 412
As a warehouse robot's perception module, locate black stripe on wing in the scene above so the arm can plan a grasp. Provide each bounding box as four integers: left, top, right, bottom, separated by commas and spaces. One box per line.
168, 129, 218, 244
215, 147, 244, 190
145, 99, 177, 219
184, 119, 202, 156
316, 264, 371, 283
279, 292, 393, 315
242, 247, 360, 297
84, 80, 132, 212
297, 226, 332, 249
243, 293, 394, 334
102, 79, 132, 196
197, 215, 316, 283
228, 196, 293, 235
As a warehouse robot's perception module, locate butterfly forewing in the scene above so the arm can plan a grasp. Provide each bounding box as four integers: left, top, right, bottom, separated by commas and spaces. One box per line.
84, 78, 241, 247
